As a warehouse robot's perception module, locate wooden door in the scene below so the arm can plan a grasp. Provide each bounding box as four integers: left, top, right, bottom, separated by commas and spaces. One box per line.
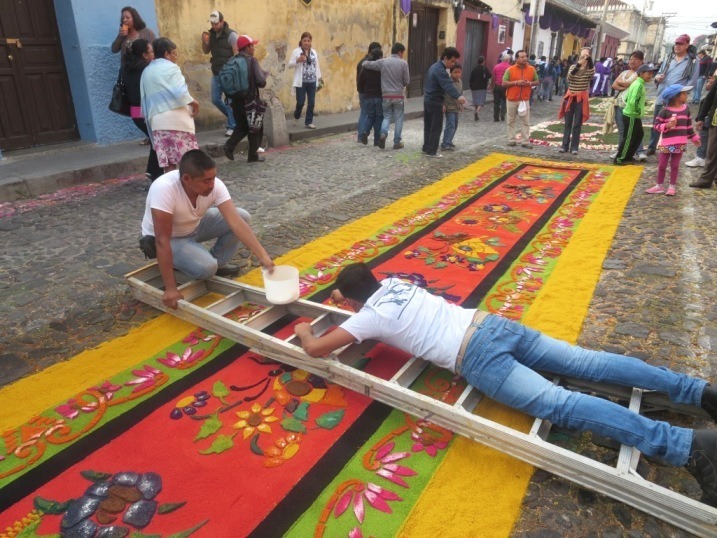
407, 5, 439, 97
461, 19, 486, 89
0, 0, 78, 151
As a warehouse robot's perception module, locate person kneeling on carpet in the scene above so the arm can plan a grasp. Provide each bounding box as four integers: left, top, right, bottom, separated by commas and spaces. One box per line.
294, 262, 717, 506
140, 149, 274, 309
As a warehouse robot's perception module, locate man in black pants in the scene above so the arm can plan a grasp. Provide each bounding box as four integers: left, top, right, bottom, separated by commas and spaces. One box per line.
223, 35, 267, 163
422, 47, 467, 158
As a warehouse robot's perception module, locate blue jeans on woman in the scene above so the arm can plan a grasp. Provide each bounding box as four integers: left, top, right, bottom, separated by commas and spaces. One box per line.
170, 207, 251, 279
459, 315, 702, 466
361, 96, 383, 145
294, 81, 316, 125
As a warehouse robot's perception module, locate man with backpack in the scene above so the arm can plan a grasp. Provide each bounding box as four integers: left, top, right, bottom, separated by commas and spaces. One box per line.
222, 35, 267, 163
201, 11, 237, 137
645, 34, 699, 155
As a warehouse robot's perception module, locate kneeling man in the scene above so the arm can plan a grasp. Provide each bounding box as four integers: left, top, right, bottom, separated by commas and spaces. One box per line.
140, 149, 274, 309
295, 262, 717, 505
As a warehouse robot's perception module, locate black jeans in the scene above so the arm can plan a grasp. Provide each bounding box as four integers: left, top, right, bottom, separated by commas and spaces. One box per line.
561, 99, 584, 152
493, 85, 506, 121
422, 100, 444, 155
226, 98, 262, 161
615, 115, 643, 164
132, 118, 162, 180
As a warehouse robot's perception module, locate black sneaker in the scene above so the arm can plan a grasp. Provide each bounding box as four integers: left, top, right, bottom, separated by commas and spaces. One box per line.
687, 430, 717, 506
702, 384, 717, 422
216, 263, 241, 277
646, 148, 656, 156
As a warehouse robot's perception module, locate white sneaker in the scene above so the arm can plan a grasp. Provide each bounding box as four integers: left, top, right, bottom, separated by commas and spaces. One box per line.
686, 157, 705, 167
637, 152, 647, 162
257, 147, 265, 154
306, 123, 316, 129
609, 152, 617, 159
225, 129, 234, 137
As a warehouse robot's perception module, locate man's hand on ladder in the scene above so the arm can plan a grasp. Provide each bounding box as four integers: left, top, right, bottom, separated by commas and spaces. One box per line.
163, 288, 184, 310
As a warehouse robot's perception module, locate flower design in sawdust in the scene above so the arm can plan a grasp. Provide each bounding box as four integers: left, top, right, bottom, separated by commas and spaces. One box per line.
411, 420, 452, 457
334, 483, 402, 524
263, 432, 302, 467
54, 381, 122, 419
273, 369, 347, 407
124, 365, 162, 393
372, 441, 417, 487
233, 402, 279, 439
169, 391, 210, 419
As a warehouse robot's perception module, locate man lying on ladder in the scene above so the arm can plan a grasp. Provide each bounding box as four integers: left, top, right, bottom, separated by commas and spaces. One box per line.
294, 262, 717, 506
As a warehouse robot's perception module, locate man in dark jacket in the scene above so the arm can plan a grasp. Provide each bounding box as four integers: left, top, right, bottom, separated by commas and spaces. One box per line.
689, 77, 717, 188
202, 10, 238, 137
356, 41, 382, 143
422, 47, 467, 158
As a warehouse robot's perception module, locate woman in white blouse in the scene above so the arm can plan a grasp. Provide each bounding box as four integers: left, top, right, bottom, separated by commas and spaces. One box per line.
288, 32, 322, 129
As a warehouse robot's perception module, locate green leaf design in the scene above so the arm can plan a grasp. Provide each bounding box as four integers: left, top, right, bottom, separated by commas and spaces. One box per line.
485, 254, 500, 262
195, 415, 222, 441
16, 519, 45, 537
434, 262, 448, 269
250, 433, 264, 455
425, 257, 435, 265
79, 470, 112, 483
212, 381, 230, 400
199, 434, 234, 455
33, 496, 71, 515
316, 409, 345, 430
280, 372, 293, 384
158, 501, 187, 515
281, 417, 307, 433
165, 519, 209, 538
130, 533, 161, 538
293, 402, 310, 422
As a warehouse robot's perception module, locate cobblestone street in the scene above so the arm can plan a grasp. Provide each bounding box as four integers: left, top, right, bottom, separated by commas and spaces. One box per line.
2, 96, 717, 536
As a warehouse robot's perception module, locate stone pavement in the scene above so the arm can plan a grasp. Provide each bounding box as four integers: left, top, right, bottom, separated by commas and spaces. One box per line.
1, 93, 717, 536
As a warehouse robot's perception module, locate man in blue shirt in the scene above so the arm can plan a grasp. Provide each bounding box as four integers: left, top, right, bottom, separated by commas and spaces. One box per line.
646, 34, 699, 155
422, 47, 467, 158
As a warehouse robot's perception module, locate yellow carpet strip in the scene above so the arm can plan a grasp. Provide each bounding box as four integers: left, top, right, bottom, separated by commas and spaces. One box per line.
0, 155, 641, 537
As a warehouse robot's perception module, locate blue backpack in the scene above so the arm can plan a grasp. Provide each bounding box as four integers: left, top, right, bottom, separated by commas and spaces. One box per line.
218, 55, 250, 97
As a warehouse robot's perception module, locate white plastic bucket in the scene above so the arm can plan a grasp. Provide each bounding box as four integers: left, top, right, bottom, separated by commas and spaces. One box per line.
263, 265, 300, 304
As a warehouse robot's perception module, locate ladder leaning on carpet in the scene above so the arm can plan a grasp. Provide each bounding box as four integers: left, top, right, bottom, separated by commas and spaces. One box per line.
126, 263, 717, 537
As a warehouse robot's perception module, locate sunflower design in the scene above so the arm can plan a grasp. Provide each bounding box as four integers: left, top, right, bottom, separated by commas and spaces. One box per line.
232, 403, 279, 439
273, 369, 347, 407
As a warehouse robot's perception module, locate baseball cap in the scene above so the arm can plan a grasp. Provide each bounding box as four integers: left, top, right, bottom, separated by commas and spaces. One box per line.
636, 64, 658, 74
674, 34, 690, 44
208, 11, 223, 24
662, 83, 693, 102
236, 35, 258, 50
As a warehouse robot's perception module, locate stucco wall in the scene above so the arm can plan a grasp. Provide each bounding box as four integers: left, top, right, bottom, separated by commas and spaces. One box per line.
55, 0, 159, 144
155, 0, 397, 130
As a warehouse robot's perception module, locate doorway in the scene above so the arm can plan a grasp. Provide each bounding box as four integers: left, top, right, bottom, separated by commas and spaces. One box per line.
0, 0, 79, 151
461, 19, 486, 89
407, 5, 439, 97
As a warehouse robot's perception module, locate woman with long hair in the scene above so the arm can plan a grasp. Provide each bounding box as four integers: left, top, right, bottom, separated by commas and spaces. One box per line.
288, 32, 322, 129
558, 48, 595, 155
111, 6, 156, 63
124, 39, 161, 181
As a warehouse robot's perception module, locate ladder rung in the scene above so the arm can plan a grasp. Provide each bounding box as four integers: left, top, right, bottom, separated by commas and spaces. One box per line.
243, 305, 288, 330
390, 357, 429, 388
617, 388, 645, 477
334, 339, 378, 367
206, 290, 246, 316
529, 376, 560, 440
454, 385, 483, 413
177, 279, 210, 302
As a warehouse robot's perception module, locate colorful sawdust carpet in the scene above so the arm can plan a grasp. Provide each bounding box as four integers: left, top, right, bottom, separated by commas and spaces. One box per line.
0, 154, 639, 537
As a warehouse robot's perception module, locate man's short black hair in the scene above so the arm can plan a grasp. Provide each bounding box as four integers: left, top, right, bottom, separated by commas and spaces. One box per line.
368, 41, 381, 52
179, 149, 216, 178
391, 42, 405, 55
336, 263, 380, 303
441, 46, 460, 60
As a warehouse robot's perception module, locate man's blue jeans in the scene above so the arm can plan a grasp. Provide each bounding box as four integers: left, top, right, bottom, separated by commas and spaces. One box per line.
697, 122, 709, 159
171, 207, 250, 279
211, 75, 236, 130
357, 93, 367, 141
294, 81, 317, 125
441, 111, 458, 147
694, 76, 706, 103
459, 315, 702, 466
361, 96, 383, 144
381, 98, 405, 144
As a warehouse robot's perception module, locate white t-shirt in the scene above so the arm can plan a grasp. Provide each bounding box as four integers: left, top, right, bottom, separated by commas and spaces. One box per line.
140, 170, 231, 237
339, 278, 476, 371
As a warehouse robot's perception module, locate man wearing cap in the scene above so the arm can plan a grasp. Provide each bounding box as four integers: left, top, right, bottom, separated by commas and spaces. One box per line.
689, 73, 717, 188
202, 11, 238, 137
223, 35, 267, 163
646, 34, 699, 156
614, 64, 658, 165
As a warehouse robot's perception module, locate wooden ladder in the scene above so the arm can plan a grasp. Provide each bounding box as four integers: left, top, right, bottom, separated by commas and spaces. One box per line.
126, 263, 717, 537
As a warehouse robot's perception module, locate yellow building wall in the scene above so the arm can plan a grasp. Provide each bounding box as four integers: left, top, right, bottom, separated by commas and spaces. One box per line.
154, 0, 458, 130
156, 0, 399, 129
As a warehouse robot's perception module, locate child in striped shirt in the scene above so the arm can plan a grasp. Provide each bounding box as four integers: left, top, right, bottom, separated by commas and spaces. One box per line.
646, 84, 701, 196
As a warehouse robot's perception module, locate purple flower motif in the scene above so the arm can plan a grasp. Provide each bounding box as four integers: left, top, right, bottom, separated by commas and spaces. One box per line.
124, 365, 162, 393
